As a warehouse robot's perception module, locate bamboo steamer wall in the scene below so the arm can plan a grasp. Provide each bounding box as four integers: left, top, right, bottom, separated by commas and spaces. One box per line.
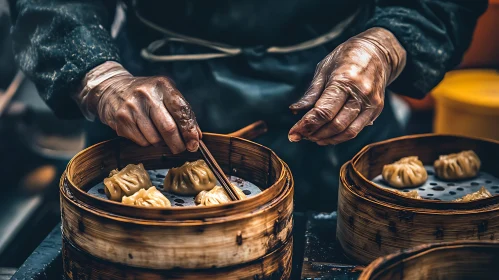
359, 241, 499, 280
337, 134, 499, 264
60, 134, 294, 279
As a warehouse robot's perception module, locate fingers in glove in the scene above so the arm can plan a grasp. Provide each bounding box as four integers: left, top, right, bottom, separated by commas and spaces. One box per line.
136, 115, 163, 147
288, 82, 349, 141
115, 119, 150, 147
308, 97, 361, 141
161, 84, 200, 152
150, 104, 186, 154
316, 106, 382, 146
289, 60, 329, 113
197, 126, 203, 139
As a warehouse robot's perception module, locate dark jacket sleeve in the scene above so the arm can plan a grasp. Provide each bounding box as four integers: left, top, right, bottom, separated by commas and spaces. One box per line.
10, 0, 120, 118
365, 0, 488, 99
1, 1, 16, 89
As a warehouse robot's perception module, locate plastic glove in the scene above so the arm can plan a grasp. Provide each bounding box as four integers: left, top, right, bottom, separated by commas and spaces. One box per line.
74, 61, 201, 153
288, 27, 406, 145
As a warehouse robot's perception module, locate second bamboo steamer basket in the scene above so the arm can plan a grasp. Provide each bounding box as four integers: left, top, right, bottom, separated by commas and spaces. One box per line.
337, 134, 499, 264
359, 241, 499, 280
60, 133, 294, 279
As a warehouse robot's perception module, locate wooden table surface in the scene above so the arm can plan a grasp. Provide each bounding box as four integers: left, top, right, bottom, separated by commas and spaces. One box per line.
300, 212, 363, 279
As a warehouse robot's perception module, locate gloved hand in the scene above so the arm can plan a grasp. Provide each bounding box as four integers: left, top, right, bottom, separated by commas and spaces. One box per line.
74, 61, 201, 154
288, 27, 406, 145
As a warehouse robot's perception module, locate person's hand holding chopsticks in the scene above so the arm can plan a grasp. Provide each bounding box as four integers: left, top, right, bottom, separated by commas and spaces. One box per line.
73, 61, 201, 153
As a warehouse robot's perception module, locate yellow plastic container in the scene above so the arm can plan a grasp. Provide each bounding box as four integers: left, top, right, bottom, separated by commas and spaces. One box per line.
432, 69, 499, 140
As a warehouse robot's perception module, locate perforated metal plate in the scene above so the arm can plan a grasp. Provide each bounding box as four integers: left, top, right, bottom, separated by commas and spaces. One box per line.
88, 169, 262, 207
372, 166, 499, 201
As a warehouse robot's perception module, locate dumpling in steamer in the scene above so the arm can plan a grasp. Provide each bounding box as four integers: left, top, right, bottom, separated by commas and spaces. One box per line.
396, 190, 422, 199
104, 163, 152, 201
122, 187, 171, 207
163, 160, 217, 195
382, 156, 428, 188
434, 150, 481, 180
454, 186, 492, 202
195, 185, 247, 206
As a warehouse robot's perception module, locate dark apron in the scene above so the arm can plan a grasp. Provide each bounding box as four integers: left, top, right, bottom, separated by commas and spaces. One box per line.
86, 4, 403, 211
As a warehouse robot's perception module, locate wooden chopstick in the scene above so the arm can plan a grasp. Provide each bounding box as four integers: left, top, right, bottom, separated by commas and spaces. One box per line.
228, 120, 268, 140
198, 140, 243, 201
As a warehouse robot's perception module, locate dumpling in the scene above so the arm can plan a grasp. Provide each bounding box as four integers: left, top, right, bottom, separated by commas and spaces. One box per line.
434, 150, 481, 180
104, 163, 152, 201
397, 190, 422, 199
163, 160, 216, 195
122, 187, 171, 207
454, 186, 492, 202
382, 156, 428, 188
195, 185, 247, 206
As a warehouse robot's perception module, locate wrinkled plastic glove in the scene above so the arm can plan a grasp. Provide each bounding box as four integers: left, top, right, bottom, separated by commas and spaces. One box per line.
74, 61, 201, 153
288, 27, 406, 145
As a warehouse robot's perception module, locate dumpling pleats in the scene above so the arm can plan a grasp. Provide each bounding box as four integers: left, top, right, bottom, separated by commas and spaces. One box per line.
454, 186, 492, 202
382, 156, 428, 188
434, 150, 481, 180
164, 160, 216, 195
122, 187, 171, 207
104, 163, 152, 201
195, 186, 246, 206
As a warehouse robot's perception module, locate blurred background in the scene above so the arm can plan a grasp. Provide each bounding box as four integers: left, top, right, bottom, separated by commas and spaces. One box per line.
0, 0, 497, 275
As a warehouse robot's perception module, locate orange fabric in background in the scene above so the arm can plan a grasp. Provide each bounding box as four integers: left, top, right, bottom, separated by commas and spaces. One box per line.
460, 0, 499, 68
399, 0, 499, 111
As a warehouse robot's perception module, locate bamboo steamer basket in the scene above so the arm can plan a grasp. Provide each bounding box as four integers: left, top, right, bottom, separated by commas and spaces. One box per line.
60, 133, 294, 279
337, 134, 499, 264
359, 241, 499, 280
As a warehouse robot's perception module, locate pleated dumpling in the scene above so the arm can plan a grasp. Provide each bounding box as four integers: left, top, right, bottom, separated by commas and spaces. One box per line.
104, 163, 152, 201
122, 187, 171, 207
396, 190, 422, 199
434, 150, 481, 180
163, 160, 216, 195
195, 185, 247, 206
454, 186, 491, 202
382, 156, 428, 188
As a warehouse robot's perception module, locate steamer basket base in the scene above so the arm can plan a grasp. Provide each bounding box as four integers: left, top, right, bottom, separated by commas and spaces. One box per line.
62, 237, 293, 280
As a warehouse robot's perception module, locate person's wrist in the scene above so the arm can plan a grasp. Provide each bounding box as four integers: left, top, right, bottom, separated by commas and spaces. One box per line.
361, 27, 406, 84
73, 61, 131, 121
